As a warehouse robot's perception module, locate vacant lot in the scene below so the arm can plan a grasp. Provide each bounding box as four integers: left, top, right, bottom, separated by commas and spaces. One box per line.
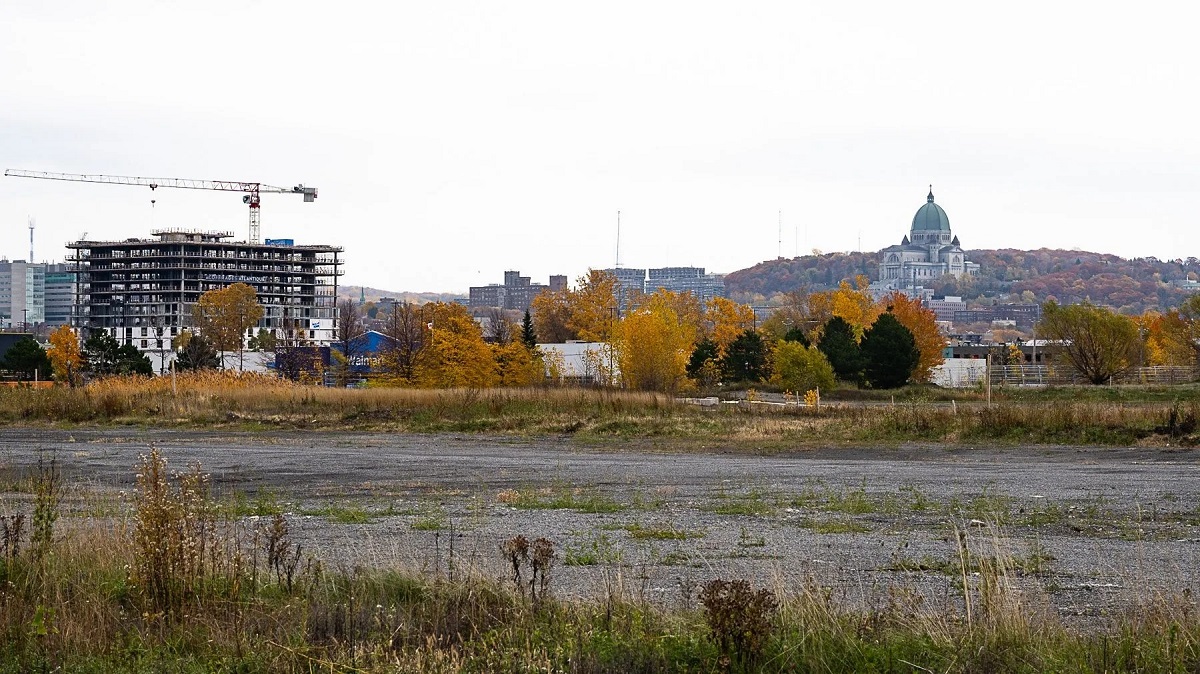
3, 428, 1198, 627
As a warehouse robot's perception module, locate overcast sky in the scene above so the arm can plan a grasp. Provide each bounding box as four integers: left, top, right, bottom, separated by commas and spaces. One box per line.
2, 2, 1197, 292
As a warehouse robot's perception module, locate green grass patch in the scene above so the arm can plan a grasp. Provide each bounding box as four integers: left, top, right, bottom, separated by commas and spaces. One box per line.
302, 502, 376, 524
220, 489, 284, 517
707, 489, 775, 516
411, 505, 447, 531
564, 532, 622, 566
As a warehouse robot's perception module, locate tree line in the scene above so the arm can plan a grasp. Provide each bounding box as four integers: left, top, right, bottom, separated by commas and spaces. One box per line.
725, 248, 1200, 313
1038, 295, 1200, 384
16, 272, 1189, 391
525, 271, 945, 393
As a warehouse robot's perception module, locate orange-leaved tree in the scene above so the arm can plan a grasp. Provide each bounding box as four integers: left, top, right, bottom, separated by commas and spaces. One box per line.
614, 289, 694, 393
193, 282, 264, 367
46, 324, 83, 386
882, 292, 947, 383
1144, 310, 1196, 366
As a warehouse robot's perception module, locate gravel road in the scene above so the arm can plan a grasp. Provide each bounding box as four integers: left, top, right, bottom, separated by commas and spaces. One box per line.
2, 428, 1198, 626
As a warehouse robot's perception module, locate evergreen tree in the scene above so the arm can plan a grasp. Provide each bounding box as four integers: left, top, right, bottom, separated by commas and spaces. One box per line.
686, 338, 719, 380
817, 316, 864, 383
82, 332, 154, 376
82, 332, 121, 376
176, 334, 221, 371
521, 310, 538, 349
0, 337, 52, 380
782, 326, 810, 347
860, 312, 919, 389
720, 330, 768, 383
116, 343, 154, 375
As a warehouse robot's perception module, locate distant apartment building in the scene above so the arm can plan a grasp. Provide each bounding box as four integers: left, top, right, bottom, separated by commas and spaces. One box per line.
67, 229, 343, 350
468, 271, 567, 312
646, 267, 726, 304
924, 296, 967, 323
601, 267, 647, 311
952, 304, 1041, 330
0, 260, 45, 329
44, 263, 76, 326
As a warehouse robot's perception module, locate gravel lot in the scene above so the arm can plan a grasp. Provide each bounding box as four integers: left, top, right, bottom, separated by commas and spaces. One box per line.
3, 428, 1199, 627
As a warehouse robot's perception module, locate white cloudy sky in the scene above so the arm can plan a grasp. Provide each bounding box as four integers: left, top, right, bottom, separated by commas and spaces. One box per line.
2, 2, 1197, 292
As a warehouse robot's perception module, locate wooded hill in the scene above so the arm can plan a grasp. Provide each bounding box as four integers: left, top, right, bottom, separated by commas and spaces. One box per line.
725, 249, 1200, 313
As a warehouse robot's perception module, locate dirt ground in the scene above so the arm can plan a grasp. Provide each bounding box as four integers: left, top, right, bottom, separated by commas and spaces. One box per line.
3, 428, 1199, 626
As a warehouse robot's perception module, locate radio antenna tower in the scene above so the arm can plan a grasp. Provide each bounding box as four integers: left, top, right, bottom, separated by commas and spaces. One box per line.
27, 217, 34, 262
615, 210, 622, 268
777, 209, 782, 259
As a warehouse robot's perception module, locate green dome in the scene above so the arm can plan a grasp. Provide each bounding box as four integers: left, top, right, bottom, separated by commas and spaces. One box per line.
912, 188, 950, 232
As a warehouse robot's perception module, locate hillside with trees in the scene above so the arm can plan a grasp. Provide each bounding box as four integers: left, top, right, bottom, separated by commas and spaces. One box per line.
726, 249, 1200, 313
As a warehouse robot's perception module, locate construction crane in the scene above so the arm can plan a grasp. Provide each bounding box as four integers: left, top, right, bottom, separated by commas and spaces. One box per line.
3, 169, 317, 244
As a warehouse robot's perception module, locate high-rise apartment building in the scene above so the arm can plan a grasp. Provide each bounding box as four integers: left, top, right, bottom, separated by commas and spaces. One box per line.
601, 268, 646, 311
646, 266, 726, 304
67, 229, 343, 350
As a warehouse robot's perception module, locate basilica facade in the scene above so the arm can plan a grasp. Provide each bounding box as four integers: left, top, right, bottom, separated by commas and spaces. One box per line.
877, 188, 979, 289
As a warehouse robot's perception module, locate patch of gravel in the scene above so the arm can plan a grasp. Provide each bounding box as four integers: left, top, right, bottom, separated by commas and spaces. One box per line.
3, 428, 1199, 629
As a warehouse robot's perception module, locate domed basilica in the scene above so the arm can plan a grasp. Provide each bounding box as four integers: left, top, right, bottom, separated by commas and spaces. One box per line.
877, 187, 979, 290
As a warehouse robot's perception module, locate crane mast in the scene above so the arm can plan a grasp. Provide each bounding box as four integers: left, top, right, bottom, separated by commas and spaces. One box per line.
3, 169, 318, 244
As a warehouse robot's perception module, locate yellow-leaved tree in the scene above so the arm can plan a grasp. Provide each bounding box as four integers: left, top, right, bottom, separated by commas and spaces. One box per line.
492, 341, 543, 386
705, 297, 756, 356
46, 324, 82, 386
530, 288, 576, 344
631, 288, 705, 345
193, 282, 265, 368
614, 290, 694, 393
566, 270, 619, 342
831, 276, 882, 338
881, 292, 947, 383
805, 277, 881, 342
415, 302, 498, 388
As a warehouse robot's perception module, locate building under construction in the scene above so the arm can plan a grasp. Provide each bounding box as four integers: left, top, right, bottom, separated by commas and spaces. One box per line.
67, 229, 343, 350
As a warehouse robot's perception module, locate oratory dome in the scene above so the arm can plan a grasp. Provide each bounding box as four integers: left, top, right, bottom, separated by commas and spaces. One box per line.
911, 188, 950, 232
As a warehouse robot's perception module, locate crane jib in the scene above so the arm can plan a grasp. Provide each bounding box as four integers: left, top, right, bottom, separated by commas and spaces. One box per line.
4, 169, 317, 244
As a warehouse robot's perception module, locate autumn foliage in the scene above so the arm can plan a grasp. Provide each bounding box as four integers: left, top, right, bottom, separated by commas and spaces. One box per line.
614, 290, 694, 393
46, 324, 83, 386
881, 292, 948, 383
